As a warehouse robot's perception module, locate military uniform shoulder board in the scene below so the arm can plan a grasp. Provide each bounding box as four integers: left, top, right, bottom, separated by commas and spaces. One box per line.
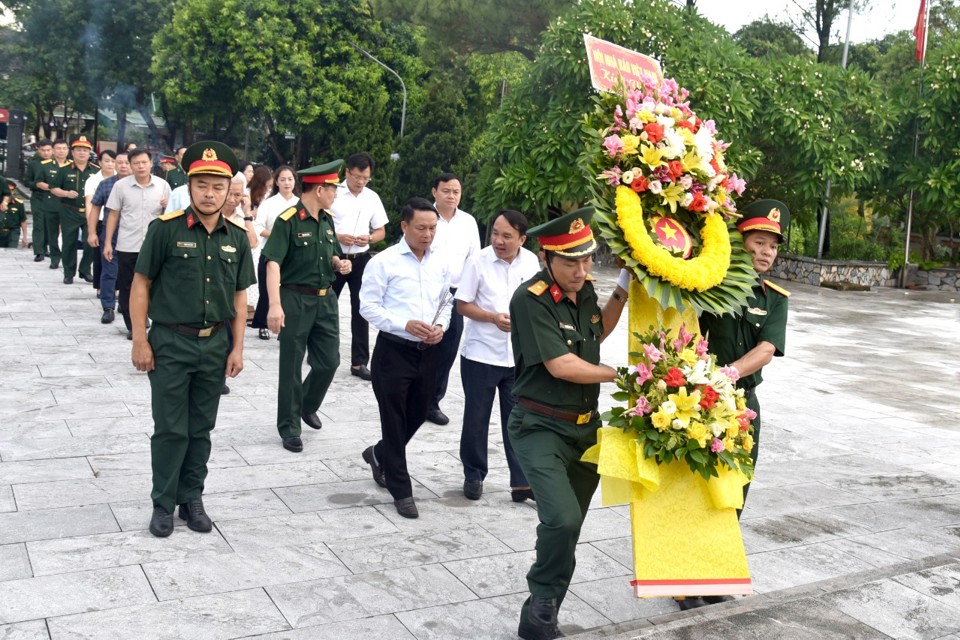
763, 280, 790, 297
14, 198, 22, 204
225, 216, 246, 229
279, 206, 298, 221
158, 209, 186, 222
585, 273, 596, 281
41, 158, 54, 164
527, 280, 549, 296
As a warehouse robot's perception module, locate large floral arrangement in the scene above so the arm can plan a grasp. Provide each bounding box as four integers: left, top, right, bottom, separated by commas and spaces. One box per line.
603, 324, 756, 481
584, 78, 758, 315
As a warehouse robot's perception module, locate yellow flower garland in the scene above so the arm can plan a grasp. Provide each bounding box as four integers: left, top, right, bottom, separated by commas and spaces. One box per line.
615, 186, 731, 292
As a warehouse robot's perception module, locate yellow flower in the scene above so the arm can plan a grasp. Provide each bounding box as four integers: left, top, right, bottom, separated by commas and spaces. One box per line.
725, 425, 740, 440
614, 187, 732, 292
686, 421, 710, 447
621, 135, 641, 156
651, 409, 671, 431
637, 110, 656, 123
667, 387, 701, 428
679, 349, 699, 367
722, 436, 737, 452
678, 128, 695, 146
741, 433, 755, 452
660, 183, 686, 214
715, 186, 728, 205
641, 144, 665, 168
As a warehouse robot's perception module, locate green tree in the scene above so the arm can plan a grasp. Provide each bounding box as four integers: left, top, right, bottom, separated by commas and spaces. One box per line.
734, 19, 811, 58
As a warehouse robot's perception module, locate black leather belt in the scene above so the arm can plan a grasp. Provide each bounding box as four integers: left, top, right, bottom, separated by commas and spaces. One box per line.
379, 332, 425, 349
159, 321, 224, 338
518, 397, 597, 425
283, 283, 329, 297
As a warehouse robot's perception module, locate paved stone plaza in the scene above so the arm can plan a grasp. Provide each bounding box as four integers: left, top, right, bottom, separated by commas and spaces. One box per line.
0, 243, 959, 639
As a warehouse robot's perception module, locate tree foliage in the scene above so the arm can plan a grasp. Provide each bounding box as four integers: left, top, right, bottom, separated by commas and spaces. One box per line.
734, 19, 811, 58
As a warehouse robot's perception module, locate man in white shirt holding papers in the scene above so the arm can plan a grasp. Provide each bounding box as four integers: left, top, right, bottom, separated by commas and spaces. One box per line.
455, 209, 540, 502
426, 173, 480, 426
330, 152, 389, 382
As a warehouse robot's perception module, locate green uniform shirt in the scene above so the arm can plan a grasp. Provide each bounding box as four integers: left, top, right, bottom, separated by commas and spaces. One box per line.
510, 267, 603, 413
165, 166, 186, 190
698, 280, 788, 389
0, 198, 27, 229
32, 159, 61, 206
261, 205, 338, 288
51, 161, 99, 213
23, 156, 49, 204
135, 208, 256, 326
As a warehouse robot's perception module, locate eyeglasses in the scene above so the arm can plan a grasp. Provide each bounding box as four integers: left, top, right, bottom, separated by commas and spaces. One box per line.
347, 172, 371, 183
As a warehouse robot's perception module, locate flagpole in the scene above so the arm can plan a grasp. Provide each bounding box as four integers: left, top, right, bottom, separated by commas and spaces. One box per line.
901, 0, 930, 288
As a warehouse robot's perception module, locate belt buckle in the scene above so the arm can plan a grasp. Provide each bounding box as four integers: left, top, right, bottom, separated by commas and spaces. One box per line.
576, 412, 591, 425
317, 288, 327, 297
197, 326, 213, 338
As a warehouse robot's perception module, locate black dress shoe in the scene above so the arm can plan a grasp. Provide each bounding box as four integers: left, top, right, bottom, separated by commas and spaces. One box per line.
394, 497, 419, 518
302, 412, 322, 430
701, 595, 735, 604
149, 506, 174, 537
49, 261, 59, 269
463, 480, 483, 500
258, 328, 270, 340
426, 408, 449, 425
282, 436, 303, 452
518, 595, 563, 640
350, 365, 372, 381
177, 499, 212, 532
362, 446, 386, 487
221, 384, 230, 395
676, 597, 707, 611
79, 272, 93, 283
63, 276, 73, 284
512, 488, 536, 503
33, 254, 44, 262
100, 308, 115, 324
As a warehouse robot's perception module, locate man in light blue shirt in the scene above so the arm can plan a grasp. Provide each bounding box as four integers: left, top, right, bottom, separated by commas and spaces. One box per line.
359, 197, 451, 519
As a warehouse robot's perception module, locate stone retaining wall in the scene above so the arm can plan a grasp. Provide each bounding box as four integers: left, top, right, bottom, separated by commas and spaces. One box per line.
770, 254, 960, 292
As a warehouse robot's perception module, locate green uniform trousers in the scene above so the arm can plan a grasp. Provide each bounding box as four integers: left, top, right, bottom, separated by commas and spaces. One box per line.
147, 324, 228, 512
0, 230, 19, 248
59, 208, 94, 278
740, 390, 761, 511
508, 405, 600, 618
276, 288, 340, 438
43, 203, 62, 262
31, 208, 45, 255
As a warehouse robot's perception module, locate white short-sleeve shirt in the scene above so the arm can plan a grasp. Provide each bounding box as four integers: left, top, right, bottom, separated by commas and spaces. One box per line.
330, 185, 389, 255
433, 207, 481, 288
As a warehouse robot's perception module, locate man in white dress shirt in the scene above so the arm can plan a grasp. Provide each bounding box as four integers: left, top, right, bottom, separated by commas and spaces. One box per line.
359, 197, 451, 519
426, 173, 480, 426
455, 210, 541, 502
330, 152, 389, 382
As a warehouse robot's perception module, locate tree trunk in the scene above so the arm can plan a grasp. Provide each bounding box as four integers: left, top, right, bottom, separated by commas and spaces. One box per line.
135, 102, 162, 150
117, 110, 128, 149
921, 224, 939, 262
264, 116, 287, 166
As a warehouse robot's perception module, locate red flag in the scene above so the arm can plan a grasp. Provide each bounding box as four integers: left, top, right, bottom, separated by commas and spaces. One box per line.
914, 0, 927, 63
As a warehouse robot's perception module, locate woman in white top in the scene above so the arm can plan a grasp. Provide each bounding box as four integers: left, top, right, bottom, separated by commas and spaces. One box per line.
250, 165, 300, 340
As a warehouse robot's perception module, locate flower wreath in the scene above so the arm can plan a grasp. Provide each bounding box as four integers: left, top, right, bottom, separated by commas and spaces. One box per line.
584, 78, 757, 314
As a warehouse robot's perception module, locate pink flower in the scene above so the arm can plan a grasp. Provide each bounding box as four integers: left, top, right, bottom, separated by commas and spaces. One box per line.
604, 135, 624, 158
725, 173, 746, 196
744, 407, 757, 421
720, 366, 740, 383
695, 337, 709, 357
643, 344, 662, 363
710, 438, 725, 453
677, 325, 693, 348
628, 396, 652, 417
634, 362, 653, 384
600, 167, 622, 186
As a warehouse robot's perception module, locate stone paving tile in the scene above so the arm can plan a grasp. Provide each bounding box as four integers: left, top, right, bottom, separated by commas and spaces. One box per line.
0, 432, 149, 462
27, 528, 234, 576
216, 506, 399, 551
242, 614, 416, 640
893, 562, 960, 611
395, 591, 610, 640
444, 544, 630, 599
46, 589, 289, 640
740, 511, 874, 554
568, 575, 678, 625
13, 473, 151, 510
0, 565, 155, 625
144, 543, 352, 601
108, 488, 293, 531
747, 541, 884, 593
328, 524, 513, 574
0, 484, 14, 512
0, 543, 32, 582
0, 503, 119, 545
830, 496, 960, 533
202, 459, 338, 494
0, 620, 50, 640
819, 578, 960, 640
274, 477, 436, 513
266, 564, 478, 628
0, 457, 94, 485
86, 448, 249, 477
706, 599, 893, 640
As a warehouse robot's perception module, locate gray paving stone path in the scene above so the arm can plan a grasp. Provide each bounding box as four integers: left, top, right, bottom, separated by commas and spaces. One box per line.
0, 240, 958, 639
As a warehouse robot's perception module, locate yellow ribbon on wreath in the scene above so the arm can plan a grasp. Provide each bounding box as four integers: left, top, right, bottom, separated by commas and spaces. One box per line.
615, 186, 731, 292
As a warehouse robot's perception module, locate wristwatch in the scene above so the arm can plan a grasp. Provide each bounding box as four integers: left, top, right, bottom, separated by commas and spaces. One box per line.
243, 216, 255, 221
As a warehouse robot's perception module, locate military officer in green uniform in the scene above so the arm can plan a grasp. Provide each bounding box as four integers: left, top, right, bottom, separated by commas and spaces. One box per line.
0, 181, 28, 248
508, 207, 629, 640
50, 133, 98, 284
130, 141, 256, 538
38, 139, 70, 270
262, 160, 352, 453
160, 154, 187, 190
23, 139, 53, 261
